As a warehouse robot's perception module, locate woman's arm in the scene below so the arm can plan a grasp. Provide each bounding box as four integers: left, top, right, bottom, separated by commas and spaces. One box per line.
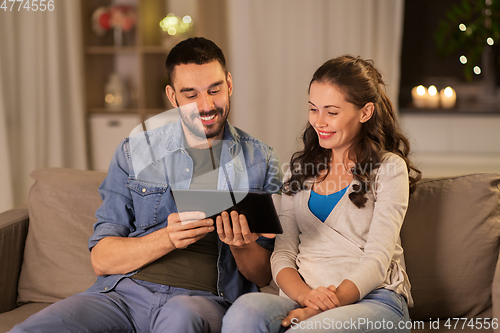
345, 154, 410, 300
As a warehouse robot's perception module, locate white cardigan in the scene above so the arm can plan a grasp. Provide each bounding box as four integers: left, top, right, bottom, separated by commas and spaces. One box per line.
271, 153, 413, 306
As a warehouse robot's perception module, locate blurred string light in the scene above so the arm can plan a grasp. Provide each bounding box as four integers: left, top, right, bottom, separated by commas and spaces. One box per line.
435, 1, 499, 81
160, 13, 193, 36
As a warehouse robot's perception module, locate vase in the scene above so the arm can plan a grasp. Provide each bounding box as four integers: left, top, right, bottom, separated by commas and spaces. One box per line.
113, 26, 123, 47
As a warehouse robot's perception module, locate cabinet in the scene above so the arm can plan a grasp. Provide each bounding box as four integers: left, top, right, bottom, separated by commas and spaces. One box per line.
81, 0, 180, 170
81, 0, 228, 170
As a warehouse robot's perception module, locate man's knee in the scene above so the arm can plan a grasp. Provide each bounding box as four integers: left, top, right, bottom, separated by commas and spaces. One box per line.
163, 295, 206, 321
10, 292, 132, 333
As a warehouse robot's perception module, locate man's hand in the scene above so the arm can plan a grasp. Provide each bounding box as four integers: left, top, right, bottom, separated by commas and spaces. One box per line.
216, 210, 257, 247
281, 306, 322, 328
216, 210, 273, 286
166, 211, 215, 249
298, 285, 339, 311
216, 210, 275, 247
91, 211, 213, 276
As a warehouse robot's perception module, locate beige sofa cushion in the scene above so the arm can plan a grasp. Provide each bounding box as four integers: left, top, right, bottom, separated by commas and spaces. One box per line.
17, 168, 106, 304
401, 173, 500, 321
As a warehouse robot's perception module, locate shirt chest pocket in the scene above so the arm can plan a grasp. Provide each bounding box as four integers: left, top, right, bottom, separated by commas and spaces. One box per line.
244, 159, 267, 190
126, 180, 172, 229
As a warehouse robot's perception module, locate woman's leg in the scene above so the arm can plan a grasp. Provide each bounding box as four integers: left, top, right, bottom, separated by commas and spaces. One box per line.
288, 289, 411, 333
222, 292, 301, 333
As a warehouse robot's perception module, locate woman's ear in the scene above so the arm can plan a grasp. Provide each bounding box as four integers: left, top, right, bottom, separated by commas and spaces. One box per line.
360, 102, 374, 123
166, 85, 178, 108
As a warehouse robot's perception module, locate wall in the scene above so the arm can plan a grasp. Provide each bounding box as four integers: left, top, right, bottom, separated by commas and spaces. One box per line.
400, 113, 500, 177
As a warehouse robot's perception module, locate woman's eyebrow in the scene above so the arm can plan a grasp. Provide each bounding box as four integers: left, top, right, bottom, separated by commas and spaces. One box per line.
308, 101, 340, 108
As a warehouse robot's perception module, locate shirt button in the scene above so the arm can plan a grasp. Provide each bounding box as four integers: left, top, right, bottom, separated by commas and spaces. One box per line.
186, 168, 190, 172
104, 287, 108, 290
220, 292, 224, 297
142, 188, 146, 193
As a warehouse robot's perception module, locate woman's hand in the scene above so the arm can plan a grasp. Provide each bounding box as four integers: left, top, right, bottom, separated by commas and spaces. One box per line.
282, 306, 323, 328
298, 285, 339, 311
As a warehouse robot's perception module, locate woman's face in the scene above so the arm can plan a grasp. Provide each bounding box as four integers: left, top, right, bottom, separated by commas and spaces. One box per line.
308, 82, 372, 156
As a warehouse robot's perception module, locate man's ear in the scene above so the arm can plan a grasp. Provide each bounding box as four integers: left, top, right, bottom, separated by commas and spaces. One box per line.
166, 85, 177, 108
360, 102, 374, 123
226, 72, 233, 97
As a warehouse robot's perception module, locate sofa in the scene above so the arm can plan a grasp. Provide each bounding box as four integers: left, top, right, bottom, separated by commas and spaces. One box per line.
0, 168, 499, 332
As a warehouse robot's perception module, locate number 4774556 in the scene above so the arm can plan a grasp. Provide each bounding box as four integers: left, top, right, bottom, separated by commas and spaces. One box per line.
444, 318, 498, 330
1, 0, 55, 12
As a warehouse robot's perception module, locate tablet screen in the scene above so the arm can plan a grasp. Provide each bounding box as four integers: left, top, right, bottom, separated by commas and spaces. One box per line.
171, 189, 283, 234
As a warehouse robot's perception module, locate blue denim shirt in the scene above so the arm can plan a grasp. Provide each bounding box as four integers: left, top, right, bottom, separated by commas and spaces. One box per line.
87, 120, 282, 303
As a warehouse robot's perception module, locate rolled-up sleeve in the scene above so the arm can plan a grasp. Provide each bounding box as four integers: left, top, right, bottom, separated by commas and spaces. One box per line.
88, 139, 136, 251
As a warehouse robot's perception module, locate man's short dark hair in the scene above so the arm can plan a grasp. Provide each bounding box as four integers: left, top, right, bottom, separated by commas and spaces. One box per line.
165, 37, 227, 88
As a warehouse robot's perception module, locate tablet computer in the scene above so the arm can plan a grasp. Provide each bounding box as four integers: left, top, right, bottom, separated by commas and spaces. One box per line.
171, 189, 283, 234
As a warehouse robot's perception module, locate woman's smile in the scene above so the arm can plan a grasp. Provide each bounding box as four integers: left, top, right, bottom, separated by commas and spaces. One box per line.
316, 130, 336, 139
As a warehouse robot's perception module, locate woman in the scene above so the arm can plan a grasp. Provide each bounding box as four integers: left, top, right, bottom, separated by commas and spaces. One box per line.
221, 55, 421, 333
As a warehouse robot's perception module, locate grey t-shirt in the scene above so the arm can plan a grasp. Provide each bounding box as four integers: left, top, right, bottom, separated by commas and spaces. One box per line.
132, 141, 223, 294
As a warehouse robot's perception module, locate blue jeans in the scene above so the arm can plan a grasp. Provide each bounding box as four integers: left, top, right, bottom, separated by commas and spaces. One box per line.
222, 288, 410, 333
10, 278, 230, 333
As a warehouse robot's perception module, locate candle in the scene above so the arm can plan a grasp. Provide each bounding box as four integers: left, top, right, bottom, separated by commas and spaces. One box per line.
426, 85, 440, 108
411, 85, 428, 108
440, 86, 456, 108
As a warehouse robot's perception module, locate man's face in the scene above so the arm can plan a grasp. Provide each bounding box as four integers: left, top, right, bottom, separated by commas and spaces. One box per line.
166, 61, 233, 141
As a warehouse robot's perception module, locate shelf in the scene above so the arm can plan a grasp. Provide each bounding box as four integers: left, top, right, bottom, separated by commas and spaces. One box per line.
88, 108, 169, 115
86, 46, 171, 55
140, 46, 170, 54
89, 108, 139, 114
86, 46, 139, 54
81, 0, 195, 170
400, 107, 500, 115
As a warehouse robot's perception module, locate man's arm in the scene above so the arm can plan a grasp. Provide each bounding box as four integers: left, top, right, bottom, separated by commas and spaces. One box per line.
216, 211, 273, 287
91, 212, 214, 276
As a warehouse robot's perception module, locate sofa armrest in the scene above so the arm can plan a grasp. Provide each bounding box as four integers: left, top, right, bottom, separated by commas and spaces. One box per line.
0, 208, 29, 314
493, 252, 500, 333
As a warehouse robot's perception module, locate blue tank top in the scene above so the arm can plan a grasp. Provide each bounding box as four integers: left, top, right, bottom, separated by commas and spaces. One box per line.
308, 186, 349, 222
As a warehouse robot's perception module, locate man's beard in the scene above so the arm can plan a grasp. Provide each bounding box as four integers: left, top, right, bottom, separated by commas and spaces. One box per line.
178, 99, 230, 140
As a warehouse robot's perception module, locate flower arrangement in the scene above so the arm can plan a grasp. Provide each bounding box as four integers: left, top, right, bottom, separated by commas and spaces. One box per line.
91, 5, 138, 36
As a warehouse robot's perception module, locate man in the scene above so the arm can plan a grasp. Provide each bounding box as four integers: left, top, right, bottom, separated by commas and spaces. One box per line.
10, 37, 281, 333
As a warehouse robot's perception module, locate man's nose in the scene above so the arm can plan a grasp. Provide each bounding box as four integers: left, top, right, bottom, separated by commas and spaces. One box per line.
197, 93, 214, 112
